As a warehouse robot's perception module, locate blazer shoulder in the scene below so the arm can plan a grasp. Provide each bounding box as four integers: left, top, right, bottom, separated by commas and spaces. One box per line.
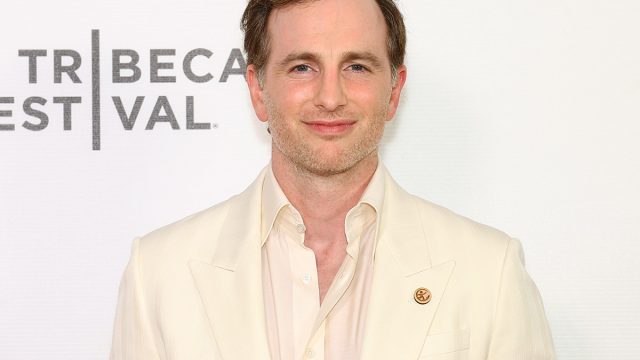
140, 203, 222, 261
134, 167, 267, 261
410, 195, 513, 262
134, 191, 244, 264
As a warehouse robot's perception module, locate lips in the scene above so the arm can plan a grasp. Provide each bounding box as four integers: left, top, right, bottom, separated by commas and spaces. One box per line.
303, 120, 357, 135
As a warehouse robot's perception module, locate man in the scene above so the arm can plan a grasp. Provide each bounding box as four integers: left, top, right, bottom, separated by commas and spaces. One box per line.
111, 0, 556, 359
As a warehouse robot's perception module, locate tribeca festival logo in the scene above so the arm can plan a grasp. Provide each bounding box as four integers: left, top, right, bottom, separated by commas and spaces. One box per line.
0, 30, 247, 150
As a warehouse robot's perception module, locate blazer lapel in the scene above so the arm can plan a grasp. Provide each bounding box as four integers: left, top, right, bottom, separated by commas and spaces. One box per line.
361, 170, 456, 360
189, 170, 271, 360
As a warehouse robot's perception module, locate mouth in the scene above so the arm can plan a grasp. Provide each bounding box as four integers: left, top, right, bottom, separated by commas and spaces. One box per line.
302, 120, 357, 136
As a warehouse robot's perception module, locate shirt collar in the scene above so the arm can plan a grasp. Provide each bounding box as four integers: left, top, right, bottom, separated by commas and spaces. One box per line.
260, 162, 386, 246
261, 165, 290, 246
357, 161, 385, 216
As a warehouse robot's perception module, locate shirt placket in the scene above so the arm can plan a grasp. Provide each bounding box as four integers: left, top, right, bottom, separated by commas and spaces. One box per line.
288, 208, 321, 359
306, 206, 364, 359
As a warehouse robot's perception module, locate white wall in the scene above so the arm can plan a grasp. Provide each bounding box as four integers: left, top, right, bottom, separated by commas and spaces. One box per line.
1, 0, 638, 358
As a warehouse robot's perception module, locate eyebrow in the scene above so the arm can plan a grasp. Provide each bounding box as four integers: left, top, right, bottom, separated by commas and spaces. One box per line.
342, 51, 385, 69
277, 52, 320, 69
277, 51, 385, 69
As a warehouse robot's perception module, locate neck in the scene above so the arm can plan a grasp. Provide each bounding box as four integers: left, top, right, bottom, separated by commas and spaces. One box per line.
271, 147, 378, 237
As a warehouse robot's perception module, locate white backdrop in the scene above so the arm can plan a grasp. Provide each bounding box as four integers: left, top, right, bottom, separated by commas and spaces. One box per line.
1, 0, 639, 359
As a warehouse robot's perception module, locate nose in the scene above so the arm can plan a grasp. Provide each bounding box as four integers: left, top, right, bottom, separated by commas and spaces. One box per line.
313, 69, 347, 112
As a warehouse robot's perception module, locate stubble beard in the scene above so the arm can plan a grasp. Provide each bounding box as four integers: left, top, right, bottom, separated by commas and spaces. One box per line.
263, 93, 388, 178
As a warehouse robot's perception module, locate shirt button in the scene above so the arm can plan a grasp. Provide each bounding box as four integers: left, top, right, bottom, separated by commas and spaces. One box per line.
296, 223, 306, 233
306, 349, 315, 358
302, 274, 312, 284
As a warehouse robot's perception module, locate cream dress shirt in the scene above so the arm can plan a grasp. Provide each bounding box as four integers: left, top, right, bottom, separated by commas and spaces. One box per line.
260, 165, 384, 360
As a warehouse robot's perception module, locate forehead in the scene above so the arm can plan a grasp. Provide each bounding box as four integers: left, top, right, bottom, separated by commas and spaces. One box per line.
267, 0, 388, 63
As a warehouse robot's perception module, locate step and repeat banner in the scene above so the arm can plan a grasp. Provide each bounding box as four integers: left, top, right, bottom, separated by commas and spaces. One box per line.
1, 0, 639, 359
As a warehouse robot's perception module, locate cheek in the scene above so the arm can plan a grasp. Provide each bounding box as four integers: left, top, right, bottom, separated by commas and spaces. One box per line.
274, 81, 315, 108
346, 81, 391, 113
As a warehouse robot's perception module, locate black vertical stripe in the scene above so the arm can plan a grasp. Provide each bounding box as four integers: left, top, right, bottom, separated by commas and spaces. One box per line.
92, 29, 100, 150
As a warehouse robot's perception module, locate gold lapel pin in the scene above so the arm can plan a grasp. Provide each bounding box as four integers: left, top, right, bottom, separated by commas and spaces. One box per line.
414, 287, 432, 305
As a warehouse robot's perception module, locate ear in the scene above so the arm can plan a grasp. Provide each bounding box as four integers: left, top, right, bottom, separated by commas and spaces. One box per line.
246, 64, 268, 122
386, 65, 407, 121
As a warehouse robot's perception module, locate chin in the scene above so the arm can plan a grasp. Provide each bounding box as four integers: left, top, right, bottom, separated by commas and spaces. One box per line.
302, 163, 352, 177
294, 151, 376, 178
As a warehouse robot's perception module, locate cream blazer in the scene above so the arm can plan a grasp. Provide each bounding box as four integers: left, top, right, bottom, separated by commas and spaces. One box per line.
110, 167, 556, 360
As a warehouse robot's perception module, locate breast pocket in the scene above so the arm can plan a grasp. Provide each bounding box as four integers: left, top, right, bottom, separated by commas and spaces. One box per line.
418, 329, 470, 360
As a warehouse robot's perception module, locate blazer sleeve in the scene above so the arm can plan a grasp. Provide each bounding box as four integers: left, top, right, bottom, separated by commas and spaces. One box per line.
487, 238, 556, 360
110, 238, 161, 360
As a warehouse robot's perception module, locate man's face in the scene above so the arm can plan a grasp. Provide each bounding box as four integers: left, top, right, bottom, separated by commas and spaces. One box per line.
247, 0, 406, 176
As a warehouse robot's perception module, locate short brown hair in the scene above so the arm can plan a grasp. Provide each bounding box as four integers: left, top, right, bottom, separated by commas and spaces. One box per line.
241, 0, 406, 81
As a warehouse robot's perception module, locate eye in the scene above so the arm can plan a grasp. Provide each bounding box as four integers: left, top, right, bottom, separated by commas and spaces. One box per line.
347, 64, 368, 72
291, 64, 312, 73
